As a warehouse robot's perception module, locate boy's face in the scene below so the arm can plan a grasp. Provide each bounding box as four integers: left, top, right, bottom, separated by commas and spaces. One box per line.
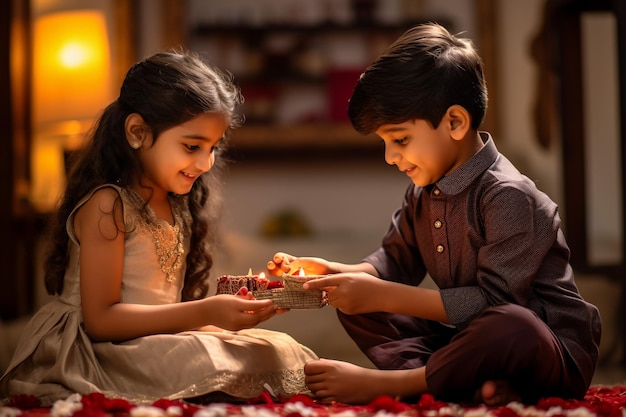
375, 118, 465, 187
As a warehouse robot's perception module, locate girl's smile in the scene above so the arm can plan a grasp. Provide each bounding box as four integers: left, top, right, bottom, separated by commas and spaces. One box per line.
180, 170, 198, 185
134, 113, 228, 198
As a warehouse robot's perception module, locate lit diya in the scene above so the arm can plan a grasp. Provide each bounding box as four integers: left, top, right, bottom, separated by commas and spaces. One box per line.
216, 268, 327, 309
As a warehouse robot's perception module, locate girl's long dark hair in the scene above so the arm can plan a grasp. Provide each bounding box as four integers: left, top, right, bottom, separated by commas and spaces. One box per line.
44, 50, 243, 301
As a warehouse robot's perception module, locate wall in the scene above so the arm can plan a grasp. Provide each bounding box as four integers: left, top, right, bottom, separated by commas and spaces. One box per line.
4, 0, 623, 375
494, 0, 562, 203
24, 0, 623, 309
495, 0, 622, 265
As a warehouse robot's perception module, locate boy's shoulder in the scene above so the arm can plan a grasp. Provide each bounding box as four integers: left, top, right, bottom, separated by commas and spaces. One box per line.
474, 155, 558, 219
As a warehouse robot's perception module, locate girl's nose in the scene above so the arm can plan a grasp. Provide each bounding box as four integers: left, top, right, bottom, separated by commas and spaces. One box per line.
197, 151, 214, 173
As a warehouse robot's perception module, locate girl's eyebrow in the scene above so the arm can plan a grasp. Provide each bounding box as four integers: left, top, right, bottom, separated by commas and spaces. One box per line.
183, 134, 224, 143
183, 134, 209, 140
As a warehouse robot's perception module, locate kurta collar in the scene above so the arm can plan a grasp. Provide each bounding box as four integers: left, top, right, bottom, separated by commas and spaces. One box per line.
433, 132, 498, 196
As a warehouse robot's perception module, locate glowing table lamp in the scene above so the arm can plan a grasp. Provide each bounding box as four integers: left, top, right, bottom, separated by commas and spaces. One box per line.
31, 10, 113, 212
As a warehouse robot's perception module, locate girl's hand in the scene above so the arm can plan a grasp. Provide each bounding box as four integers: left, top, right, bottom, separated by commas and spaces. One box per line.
303, 272, 385, 315
204, 294, 279, 330
235, 286, 290, 315
235, 287, 253, 298
267, 252, 333, 276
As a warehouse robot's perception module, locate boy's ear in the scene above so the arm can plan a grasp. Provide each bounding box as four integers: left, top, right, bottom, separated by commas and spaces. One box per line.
125, 113, 148, 149
446, 105, 471, 141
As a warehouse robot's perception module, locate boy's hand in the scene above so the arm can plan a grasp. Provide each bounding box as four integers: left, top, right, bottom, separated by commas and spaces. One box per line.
303, 272, 384, 314
267, 252, 332, 276
266, 252, 295, 276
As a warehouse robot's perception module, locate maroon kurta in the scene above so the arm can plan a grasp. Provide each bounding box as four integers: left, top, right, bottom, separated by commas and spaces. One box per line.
341, 132, 601, 403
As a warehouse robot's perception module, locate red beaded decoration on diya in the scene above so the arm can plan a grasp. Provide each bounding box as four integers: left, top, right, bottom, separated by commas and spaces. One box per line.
216, 268, 327, 309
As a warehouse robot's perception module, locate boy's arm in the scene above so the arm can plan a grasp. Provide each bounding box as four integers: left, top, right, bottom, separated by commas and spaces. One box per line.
268, 254, 380, 277
305, 273, 448, 323
380, 281, 448, 323
328, 261, 380, 276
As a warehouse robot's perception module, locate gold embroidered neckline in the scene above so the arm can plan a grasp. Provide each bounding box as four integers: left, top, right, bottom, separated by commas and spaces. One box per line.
124, 188, 185, 283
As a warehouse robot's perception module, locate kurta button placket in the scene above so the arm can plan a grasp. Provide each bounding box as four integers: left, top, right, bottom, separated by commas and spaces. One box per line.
429, 185, 449, 280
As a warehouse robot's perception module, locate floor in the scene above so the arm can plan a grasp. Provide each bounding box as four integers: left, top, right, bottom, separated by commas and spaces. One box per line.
1, 158, 625, 386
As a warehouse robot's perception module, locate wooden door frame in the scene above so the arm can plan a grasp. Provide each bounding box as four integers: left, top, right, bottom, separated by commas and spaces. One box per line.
553, 0, 626, 365
0, 0, 139, 320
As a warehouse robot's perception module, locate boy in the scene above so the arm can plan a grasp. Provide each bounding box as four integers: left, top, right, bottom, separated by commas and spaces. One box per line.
268, 23, 601, 406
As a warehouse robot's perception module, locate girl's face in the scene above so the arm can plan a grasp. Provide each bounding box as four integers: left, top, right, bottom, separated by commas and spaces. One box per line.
138, 113, 228, 197
375, 118, 464, 187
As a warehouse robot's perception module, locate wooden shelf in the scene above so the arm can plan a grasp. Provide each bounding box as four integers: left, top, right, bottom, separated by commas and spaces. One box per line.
188, 19, 423, 157
190, 21, 433, 37
228, 123, 380, 150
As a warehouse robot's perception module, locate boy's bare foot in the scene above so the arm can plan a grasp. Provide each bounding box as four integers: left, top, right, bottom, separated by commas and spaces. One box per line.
478, 380, 521, 406
304, 358, 425, 404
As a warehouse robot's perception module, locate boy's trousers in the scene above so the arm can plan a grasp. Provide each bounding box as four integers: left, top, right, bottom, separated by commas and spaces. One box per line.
337, 303, 589, 403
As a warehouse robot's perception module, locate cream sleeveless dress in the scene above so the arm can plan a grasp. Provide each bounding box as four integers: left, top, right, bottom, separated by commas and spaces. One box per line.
0, 185, 317, 406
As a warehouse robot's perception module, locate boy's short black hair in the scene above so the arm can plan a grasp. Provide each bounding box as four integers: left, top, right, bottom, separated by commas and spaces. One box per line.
348, 23, 488, 134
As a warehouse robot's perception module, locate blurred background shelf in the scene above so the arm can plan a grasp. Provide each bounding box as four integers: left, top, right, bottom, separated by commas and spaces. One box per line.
228, 123, 380, 154
186, 12, 443, 150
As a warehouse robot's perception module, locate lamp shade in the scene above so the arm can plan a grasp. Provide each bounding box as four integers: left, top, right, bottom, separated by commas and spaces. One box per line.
32, 10, 112, 127
30, 10, 113, 212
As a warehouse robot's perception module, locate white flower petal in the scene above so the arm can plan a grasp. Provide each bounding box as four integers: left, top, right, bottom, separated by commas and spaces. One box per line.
241, 405, 279, 417
566, 407, 597, 417
193, 404, 229, 417
50, 398, 83, 417
0, 407, 22, 417
464, 407, 491, 417
130, 405, 167, 417
283, 402, 317, 417
165, 405, 183, 416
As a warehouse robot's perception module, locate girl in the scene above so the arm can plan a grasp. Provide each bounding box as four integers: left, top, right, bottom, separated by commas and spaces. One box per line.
0, 50, 317, 406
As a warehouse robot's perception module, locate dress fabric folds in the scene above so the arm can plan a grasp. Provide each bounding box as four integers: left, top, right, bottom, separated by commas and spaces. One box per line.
0, 185, 317, 406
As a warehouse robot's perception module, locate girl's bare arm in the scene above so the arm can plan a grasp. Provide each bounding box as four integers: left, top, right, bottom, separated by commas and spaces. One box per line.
75, 188, 276, 342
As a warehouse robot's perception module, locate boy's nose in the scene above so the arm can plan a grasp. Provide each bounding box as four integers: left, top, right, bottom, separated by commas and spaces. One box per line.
384, 146, 400, 166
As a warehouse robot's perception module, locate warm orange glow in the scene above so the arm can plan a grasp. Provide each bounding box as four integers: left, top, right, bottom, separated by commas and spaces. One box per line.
297, 267, 305, 277
32, 10, 112, 125
30, 10, 113, 212
246, 269, 265, 278
31, 140, 65, 211
59, 42, 92, 68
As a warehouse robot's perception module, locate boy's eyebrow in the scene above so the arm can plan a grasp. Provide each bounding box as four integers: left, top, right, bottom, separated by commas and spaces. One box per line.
378, 126, 409, 134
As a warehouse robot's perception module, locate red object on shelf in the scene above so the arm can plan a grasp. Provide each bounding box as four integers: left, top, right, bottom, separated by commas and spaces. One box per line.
327, 68, 364, 122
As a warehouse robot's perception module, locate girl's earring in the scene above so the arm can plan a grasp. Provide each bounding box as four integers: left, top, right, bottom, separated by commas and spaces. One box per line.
131, 141, 141, 149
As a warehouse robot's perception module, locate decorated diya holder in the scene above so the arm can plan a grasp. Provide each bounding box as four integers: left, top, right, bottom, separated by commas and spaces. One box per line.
216, 270, 328, 309
254, 273, 328, 309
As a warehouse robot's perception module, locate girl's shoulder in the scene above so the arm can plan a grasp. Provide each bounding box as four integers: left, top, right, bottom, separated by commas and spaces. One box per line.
86, 185, 123, 207
66, 184, 127, 244
72, 184, 125, 217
